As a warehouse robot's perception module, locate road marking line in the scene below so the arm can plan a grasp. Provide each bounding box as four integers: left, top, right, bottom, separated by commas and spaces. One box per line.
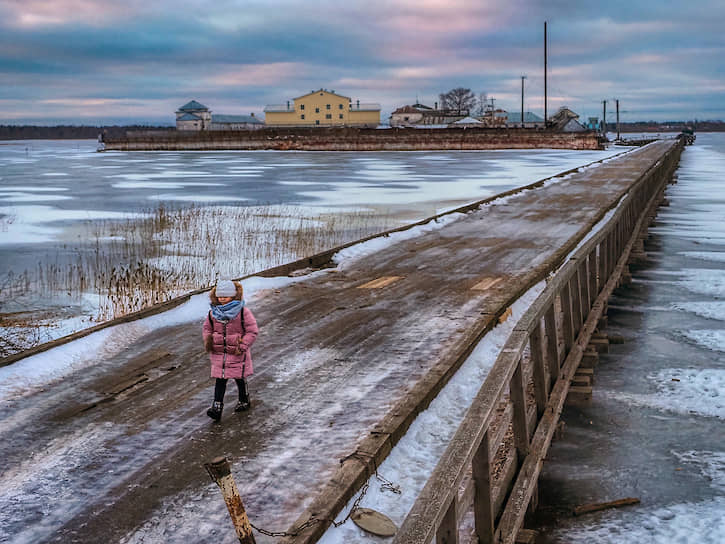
472, 277, 503, 291
357, 276, 403, 289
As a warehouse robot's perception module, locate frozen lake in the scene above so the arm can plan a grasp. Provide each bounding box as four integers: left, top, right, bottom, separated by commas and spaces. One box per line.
534, 132, 725, 543
0, 139, 626, 263
0, 140, 628, 352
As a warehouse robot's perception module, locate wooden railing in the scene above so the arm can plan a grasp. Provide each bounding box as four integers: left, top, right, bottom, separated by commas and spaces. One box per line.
392, 140, 683, 544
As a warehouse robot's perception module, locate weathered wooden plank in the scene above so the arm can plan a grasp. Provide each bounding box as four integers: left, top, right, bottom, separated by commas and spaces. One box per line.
598, 238, 607, 295
543, 304, 560, 385
579, 260, 590, 318
529, 322, 548, 414
587, 251, 597, 307
473, 431, 494, 544
437, 495, 459, 544
571, 273, 583, 335
509, 358, 529, 460
573, 497, 640, 516
560, 284, 574, 354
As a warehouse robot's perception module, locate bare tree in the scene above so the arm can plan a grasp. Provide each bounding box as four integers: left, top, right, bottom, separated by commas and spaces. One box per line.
438, 87, 477, 115
476, 92, 488, 116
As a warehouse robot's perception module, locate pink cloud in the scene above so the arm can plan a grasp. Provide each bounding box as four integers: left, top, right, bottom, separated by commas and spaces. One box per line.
207, 63, 307, 87
0, 97, 172, 120
1, 0, 145, 27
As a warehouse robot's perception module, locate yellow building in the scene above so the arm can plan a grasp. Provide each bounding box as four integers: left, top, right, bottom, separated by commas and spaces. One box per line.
264, 89, 380, 127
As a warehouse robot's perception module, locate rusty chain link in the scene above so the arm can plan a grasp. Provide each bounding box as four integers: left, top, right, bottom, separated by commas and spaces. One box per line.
248, 450, 400, 538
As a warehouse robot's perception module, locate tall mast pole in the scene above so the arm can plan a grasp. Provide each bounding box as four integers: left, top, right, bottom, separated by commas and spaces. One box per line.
616, 99, 620, 140
544, 21, 548, 128
602, 100, 607, 136
521, 76, 526, 127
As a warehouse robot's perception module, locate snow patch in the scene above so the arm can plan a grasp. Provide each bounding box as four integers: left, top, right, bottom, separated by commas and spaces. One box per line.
111, 181, 224, 189
550, 498, 725, 544
332, 213, 467, 269
0, 205, 141, 245
676, 269, 725, 298
682, 329, 725, 352
147, 194, 248, 202
672, 301, 725, 321
679, 251, 725, 263
605, 368, 725, 419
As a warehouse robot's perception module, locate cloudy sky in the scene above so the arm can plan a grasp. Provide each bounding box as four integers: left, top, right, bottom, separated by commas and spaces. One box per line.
1, 0, 723, 125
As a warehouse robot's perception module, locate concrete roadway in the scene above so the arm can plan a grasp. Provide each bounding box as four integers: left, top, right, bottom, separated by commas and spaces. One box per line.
0, 141, 674, 543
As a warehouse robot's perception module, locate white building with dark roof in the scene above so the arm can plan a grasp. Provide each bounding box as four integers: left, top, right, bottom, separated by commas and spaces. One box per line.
175, 100, 264, 131
176, 100, 212, 130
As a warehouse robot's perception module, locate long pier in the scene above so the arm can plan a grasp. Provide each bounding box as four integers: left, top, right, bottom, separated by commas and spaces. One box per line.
388, 141, 682, 544
0, 139, 682, 543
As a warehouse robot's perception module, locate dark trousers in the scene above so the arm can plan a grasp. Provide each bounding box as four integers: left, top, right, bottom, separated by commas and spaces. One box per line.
214, 378, 249, 403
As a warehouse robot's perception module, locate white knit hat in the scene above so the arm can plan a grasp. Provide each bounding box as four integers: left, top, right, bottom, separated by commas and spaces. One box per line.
215, 279, 236, 298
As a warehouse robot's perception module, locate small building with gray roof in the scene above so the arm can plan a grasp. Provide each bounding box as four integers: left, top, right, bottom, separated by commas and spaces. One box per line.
175, 100, 264, 131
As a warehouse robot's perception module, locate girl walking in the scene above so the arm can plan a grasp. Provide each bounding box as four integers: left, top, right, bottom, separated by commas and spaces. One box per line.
203, 279, 259, 421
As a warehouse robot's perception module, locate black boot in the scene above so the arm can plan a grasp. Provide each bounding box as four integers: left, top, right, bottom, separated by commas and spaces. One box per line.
234, 379, 251, 412
234, 399, 251, 412
207, 401, 223, 421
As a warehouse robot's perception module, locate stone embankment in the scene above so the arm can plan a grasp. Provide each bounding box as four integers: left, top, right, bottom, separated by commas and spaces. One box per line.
102, 127, 602, 151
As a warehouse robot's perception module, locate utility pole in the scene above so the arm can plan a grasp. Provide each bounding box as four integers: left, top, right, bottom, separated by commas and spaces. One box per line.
544, 21, 548, 128
521, 75, 527, 127
616, 99, 620, 140
602, 100, 607, 136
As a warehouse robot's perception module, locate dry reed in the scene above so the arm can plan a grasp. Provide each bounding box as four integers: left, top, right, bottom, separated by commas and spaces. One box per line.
0, 203, 395, 354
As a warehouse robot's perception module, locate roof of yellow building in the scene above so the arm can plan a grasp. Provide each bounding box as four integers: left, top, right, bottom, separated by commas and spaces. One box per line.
293, 88, 351, 101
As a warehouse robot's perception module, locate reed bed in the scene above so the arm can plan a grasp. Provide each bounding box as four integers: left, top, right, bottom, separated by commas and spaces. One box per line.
0, 203, 395, 355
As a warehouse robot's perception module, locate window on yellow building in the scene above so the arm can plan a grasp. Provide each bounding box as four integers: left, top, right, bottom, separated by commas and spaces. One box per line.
301, 114, 305, 119
339, 114, 343, 119
315, 107, 320, 113
315, 120, 320, 125
326, 114, 332, 119
326, 104, 331, 109
339, 104, 343, 109
300, 104, 305, 110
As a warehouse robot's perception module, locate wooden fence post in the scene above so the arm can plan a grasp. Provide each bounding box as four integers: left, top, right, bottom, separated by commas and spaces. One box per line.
560, 285, 574, 355
437, 495, 459, 544
530, 322, 548, 414
579, 261, 590, 317
544, 304, 560, 385
571, 273, 583, 334
587, 251, 597, 307
473, 431, 495, 544
205, 457, 257, 544
510, 358, 530, 459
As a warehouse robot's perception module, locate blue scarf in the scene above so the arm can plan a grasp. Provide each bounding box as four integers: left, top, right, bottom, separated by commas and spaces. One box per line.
210, 300, 244, 322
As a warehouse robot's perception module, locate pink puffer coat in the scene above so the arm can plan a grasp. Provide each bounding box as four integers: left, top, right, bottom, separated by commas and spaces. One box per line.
203, 306, 259, 379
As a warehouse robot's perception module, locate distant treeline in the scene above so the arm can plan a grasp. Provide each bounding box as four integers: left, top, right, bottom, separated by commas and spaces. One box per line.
614, 120, 725, 133
0, 125, 172, 140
